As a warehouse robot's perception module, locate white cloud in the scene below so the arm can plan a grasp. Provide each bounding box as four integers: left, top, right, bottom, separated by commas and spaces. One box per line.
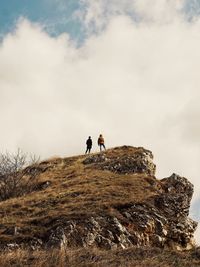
0, 0, 200, 243
133, 0, 184, 22
78, 0, 185, 33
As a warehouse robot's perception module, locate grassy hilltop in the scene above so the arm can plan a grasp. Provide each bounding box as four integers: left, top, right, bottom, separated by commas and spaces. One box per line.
0, 146, 198, 267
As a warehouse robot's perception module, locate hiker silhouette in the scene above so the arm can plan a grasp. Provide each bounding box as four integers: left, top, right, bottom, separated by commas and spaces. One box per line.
85, 136, 92, 154
98, 134, 106, 151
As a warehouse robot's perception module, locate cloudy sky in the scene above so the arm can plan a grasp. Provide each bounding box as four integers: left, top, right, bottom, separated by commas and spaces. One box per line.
0, 0, 200, 242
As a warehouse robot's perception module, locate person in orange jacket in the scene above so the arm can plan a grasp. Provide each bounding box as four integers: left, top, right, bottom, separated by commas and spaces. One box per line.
98, 134, 106, 151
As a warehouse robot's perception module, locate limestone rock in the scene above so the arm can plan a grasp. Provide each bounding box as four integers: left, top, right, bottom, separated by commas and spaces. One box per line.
0, 146, 197, 252
83, 146, 156, 176
45, 172, 197, 251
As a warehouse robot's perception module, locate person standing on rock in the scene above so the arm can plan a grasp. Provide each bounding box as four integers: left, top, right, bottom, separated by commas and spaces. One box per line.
98, 134, 106, 151
85, 136, 92, 154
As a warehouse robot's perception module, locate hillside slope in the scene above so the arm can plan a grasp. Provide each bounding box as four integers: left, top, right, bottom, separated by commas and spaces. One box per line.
0, 146, 197, 251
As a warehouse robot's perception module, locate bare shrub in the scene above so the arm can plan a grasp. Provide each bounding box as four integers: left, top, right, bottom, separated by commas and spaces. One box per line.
0, 149, 40, 201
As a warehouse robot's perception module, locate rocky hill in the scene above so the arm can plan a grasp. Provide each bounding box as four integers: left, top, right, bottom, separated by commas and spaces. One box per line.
0, 146, 197, 253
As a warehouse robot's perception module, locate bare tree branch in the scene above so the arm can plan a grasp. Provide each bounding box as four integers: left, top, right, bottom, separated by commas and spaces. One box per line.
0, 149, 40, 201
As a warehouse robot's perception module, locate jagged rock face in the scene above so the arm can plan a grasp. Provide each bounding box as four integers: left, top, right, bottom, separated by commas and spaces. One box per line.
83, 146, 156, 176
0, 146, 197, 252
46, 174, 197, 251
47, 217, 133, 250
155, 174, 194, 217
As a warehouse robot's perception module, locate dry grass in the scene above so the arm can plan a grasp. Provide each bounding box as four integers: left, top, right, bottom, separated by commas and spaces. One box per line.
0, 247, 199, 267
0, 147, 198, 265
0, 147, 160, 245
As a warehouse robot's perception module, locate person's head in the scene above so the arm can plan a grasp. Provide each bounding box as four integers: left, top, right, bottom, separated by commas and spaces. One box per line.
99, 134, 102, 137
88, 136, 91, 139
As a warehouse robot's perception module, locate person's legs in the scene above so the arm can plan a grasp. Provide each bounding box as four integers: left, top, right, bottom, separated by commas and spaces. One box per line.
85, 147, 89, 154
103, 144, 106, 150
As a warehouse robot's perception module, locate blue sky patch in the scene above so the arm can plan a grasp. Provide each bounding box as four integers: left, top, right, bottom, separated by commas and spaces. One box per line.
0, 0, 83, 41
0, 0, 200, 42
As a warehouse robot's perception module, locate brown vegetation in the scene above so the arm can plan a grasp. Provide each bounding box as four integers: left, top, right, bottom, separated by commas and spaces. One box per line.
0, 146, 198, 266
0, 147, 159, 246
0, 246, 200, 267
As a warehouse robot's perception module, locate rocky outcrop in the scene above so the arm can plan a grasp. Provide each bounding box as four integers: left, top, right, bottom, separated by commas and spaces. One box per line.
45, 175, 197, 251
0, 146, 197, 252
83, 146, 156, 176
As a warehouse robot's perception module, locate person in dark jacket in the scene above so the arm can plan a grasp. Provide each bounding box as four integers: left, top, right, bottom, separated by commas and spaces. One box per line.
98, 134, 106, 151
85, 136, 92, 154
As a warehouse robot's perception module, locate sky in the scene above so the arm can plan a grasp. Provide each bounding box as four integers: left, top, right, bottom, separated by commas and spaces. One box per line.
0, 0, 200, 243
